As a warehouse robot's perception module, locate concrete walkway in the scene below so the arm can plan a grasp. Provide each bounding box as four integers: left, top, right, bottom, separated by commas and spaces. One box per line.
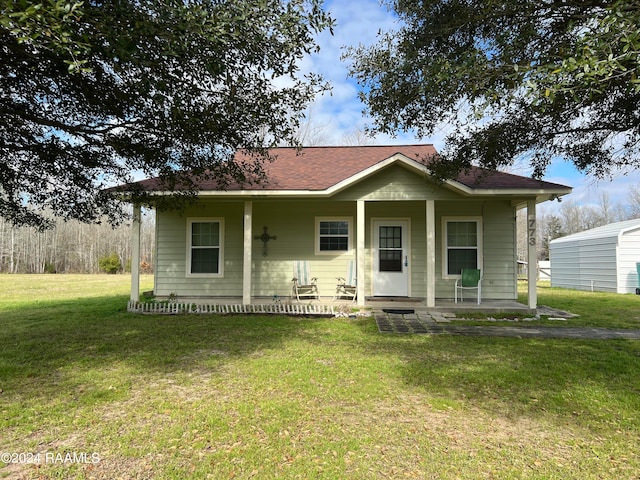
374, 308, 640, 339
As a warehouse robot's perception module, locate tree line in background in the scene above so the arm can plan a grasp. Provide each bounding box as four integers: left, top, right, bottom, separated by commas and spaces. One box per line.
0, 211, 155, 274
519, 187, 640, 262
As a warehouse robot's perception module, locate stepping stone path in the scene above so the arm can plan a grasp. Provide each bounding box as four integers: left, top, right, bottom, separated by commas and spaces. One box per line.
374, 308, 640, 339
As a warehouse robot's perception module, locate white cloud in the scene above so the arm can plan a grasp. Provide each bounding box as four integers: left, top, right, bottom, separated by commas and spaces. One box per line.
300, 0, 412, 144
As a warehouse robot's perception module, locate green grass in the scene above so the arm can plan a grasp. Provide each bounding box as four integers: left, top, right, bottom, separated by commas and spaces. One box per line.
1, 275, 639, 479
531, 281, 640, 329
453, 281, 640, 329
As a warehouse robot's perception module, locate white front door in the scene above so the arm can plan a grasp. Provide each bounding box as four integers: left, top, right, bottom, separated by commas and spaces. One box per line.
373, 219, 409, 296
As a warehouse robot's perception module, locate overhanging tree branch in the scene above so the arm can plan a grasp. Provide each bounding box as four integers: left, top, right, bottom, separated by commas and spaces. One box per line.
348, 0, 640, 179
1, 0, 334, 229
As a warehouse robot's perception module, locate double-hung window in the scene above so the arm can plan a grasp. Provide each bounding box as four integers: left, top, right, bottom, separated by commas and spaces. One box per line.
316, 217, 352, 255
187, 218, 224, 276
443, 217, 482, 278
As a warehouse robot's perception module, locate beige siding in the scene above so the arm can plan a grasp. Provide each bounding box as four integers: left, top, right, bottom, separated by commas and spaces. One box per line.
434, 200, 517, 300
250, 201, 357, 297
155, 202, 245, 297
155, 200, 359, 298
154, 172, 519, 301
333, 164, 459, 201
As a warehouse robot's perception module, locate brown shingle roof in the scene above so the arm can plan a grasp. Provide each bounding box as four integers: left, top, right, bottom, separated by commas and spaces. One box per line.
251, 144, 437, 190
454, 166, 570, 190
131, 144, 570, 193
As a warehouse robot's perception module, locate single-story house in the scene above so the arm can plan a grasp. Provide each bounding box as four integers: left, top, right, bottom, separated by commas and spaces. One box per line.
124, 145, 571, 309
550, 218, 640, 293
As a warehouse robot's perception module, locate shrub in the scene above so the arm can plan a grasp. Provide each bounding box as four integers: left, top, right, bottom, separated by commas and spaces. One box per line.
98, 253, 122, 274
140, 261, 154, 274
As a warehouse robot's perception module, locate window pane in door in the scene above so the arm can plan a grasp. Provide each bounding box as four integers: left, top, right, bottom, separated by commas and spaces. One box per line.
379, 226, 403, 272
379, 226, 401, 248
380, 250, 402, 272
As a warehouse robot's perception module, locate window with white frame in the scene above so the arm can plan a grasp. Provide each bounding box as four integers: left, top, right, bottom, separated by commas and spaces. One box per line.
316, 217, 352, 254
443, 217, 482, 277
187, 218, 224, 276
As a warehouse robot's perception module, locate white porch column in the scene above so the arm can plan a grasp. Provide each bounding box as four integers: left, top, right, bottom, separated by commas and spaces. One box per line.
527, 199, 537, 309
357, 200, 366, 306
130, 204, 141, 302
426, 200, 436, 307
243, 200, 253, 304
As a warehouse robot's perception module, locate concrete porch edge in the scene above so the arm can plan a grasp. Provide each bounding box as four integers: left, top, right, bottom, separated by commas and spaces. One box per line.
135, 295, 536, 315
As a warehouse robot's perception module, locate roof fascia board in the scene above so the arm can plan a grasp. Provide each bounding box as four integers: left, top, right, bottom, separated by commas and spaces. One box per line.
443, 181, 571, 197
145, 188, 569, 199
468, 188, 571, 196
142, 186, 571, 200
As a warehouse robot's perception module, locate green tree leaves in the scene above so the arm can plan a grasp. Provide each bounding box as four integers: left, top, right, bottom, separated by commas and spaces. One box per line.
346, 0, 640, 181
2, 0, 89, 71
1, 0, 333, 228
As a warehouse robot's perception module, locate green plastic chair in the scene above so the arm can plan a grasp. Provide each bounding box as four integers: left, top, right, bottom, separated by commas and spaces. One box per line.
455, 268, 482, 304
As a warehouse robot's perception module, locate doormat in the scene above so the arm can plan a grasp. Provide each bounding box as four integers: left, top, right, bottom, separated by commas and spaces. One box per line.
367, 297, 423, 302
382, 308, 415, 315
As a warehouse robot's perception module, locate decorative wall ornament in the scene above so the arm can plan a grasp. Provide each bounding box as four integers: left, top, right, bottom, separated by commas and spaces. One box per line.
255, 226, 277, 256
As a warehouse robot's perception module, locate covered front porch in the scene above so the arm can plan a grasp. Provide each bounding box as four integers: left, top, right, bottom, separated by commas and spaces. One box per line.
128, 197, 542, 311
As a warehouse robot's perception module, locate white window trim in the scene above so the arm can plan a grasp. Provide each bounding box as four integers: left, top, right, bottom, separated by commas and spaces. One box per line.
441, 216, 483, 279
315, 216, 353, 255
186, 217, 224, 277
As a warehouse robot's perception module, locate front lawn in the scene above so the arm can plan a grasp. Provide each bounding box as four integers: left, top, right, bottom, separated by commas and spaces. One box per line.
520, 281, 640, 329
1, 275, 639, 479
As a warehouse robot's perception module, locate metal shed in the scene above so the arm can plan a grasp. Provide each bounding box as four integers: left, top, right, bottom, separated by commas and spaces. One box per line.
550, 218, 640, 293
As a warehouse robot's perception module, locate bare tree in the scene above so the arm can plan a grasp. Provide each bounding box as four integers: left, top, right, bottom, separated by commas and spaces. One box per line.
0, 211, 155, 274
519, 186, 640, 262
287, 105, 331, 146
341, 128, 376, 146
628, 185, 640, 219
